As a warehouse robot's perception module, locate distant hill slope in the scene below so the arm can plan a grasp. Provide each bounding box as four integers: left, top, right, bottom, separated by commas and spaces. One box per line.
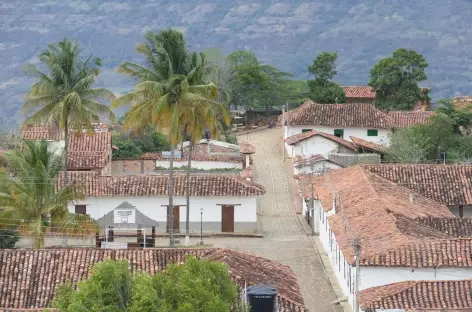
1, 0, 471, 127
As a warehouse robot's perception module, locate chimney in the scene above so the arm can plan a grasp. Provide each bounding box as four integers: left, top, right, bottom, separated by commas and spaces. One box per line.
409, 193, 414, 204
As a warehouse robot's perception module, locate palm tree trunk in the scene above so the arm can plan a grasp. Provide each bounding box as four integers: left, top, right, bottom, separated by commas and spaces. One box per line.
185, 140, 192, 246
168, 144, 175, 247
64, 122, 69, 184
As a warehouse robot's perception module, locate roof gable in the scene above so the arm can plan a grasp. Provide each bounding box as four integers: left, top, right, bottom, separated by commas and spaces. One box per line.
285, 130, 357, 151
286, 102, 392, 128
350, 136, 386, 153
342, 86, 376, 99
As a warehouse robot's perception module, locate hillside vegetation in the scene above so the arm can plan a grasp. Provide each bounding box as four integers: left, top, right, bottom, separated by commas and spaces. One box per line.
1, 0, 471, 127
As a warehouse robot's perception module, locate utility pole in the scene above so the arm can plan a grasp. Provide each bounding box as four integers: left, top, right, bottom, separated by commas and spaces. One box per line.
353, 238, 361, 312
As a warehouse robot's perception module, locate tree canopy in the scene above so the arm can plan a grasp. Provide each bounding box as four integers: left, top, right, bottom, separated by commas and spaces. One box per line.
306, 52, 346, 104
369, 48, 428, 110
52, 257, 245, 312
386, 113, 472, 164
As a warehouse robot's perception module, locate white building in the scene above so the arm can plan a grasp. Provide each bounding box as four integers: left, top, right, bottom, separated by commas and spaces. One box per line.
292, 154, 344, 175
281, 102, 392, 148
285, 130, 358, 158
297, 166, 472, 312
59, 171, 265, 234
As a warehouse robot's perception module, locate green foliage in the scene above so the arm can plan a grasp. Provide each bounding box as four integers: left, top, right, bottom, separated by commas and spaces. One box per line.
435, 98, 472, 134
0, 141, 97, 248
0, 229, 19, 249
386, 113, 472, 163
307, 52, 345, 104
52, 257, 242, 312
112, 129, 171, 159
112, 134, 143, 159
369, 48, 428, 110
224, 134, 238, 144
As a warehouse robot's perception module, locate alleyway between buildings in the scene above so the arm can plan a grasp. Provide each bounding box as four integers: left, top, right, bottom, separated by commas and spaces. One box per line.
210, 128, 343, 312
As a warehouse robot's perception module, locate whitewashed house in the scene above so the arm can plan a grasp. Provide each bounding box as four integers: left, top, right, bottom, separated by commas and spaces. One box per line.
281, 101, 392, 147
285, 130, 358, 158
297, 166, 472, 312
59, 171, 265, 234
292, 154, 344, 175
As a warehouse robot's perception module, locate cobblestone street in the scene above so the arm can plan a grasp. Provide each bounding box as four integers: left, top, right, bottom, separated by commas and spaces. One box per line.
209, 129, 343, 312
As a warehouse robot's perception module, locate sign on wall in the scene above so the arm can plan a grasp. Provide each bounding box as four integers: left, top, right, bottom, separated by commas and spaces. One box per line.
114, 209, 136, 224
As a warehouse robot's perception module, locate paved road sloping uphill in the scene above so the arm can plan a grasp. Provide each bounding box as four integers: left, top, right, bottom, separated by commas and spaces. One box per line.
211, 129, 342, 312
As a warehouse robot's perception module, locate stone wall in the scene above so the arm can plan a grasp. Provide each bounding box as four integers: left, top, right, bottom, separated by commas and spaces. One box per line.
111, 159, 156, 174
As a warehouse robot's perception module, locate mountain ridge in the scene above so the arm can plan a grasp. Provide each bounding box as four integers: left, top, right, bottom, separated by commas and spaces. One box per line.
1, 0, 471, 127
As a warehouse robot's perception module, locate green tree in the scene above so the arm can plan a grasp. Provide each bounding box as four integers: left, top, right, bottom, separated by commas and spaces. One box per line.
369, 48, 428, 110
435, 98, 472, 134
117, 29, 229, 246
0, 229, 19, 248
52, 257, 244, 312
21, 39, 116, 179
111, 134, 143, 159
0, 141, 97, 248
306, 52, 346, 104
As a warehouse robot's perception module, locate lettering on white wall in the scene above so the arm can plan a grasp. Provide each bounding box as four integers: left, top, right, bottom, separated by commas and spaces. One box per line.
114, 209, 136, 224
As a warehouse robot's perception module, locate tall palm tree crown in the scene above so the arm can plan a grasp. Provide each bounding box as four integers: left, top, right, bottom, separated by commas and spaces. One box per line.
21, 39, 116, 174
0, 141, 97, 249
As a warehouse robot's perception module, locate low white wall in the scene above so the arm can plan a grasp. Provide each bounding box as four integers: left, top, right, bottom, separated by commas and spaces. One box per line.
295, 161, 343, 175
69, 196, 257, 223
155, 160, 242, 170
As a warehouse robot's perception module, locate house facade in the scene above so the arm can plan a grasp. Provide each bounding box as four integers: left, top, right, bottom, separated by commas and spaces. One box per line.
282, 102, 392, 146
285, 130, 358, 158
297, 167, 472, 312
59, 171, 265, 234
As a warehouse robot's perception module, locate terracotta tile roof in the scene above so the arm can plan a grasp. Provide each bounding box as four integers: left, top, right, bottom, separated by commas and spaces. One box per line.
57, 171, 265, 196
21, 125, 63, 141
387, 111, 435, 128
359, 280, 472, 311
286, 102, 392, 128
68, 132, 111, 169
342, 86, 376, 99
414, 217, 472, 237
350, 136, 386, 153
239, 141, 255, 154
304, 166, 454, 265
141, 152, 243, 163
292, 154, 344, 169
285, 130, 357, 151
362, 164, 472, 205
0, 248, 306, 311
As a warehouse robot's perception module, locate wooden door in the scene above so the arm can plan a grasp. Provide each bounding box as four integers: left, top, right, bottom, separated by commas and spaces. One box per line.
221, 205, 234, 232
167, 206, 180, 232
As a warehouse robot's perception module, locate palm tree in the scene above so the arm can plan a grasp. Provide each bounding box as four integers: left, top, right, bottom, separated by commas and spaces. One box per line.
21, 39, 116, 179
0, 141, 97, 249
117, 29, 228, 245
112, 74, 230, 246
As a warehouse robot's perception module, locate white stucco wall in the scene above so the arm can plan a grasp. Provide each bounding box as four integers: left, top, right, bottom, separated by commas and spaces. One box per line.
290, 135, 358, 158
286, 125, 390, 146
294, 161, 343, 175
313, 199, 472, 312
68, 195, 257, 223
155, 160, 243, 170
47, 140, 65, 156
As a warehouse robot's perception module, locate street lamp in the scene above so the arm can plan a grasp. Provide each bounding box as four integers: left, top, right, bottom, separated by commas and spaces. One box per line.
200, 208, 204, 245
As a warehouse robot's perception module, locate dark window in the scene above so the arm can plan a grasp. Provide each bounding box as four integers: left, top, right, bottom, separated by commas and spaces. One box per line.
75, 205, 86, 215
459, 205, 464, 218
301, 129, 312, 133
334, 129, 344, 138
367, 129, 378, 136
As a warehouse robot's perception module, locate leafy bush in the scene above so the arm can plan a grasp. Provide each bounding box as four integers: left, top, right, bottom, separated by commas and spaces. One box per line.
0, 229, 19, 249
52, 257, 243, 312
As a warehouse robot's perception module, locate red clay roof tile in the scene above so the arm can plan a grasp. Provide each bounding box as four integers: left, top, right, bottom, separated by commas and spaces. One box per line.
0, 248, 306, 311
350, 136, 386, 153
57, 171, 265, 196
387, 111, 435, 128
342, 86, 376, 99
360, 280, 472, 311
286, 102, 392, 128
